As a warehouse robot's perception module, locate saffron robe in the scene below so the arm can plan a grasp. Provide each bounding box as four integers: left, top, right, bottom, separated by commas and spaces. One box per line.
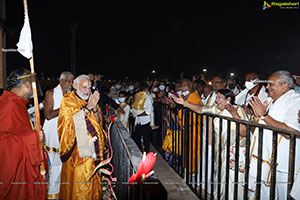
177, 92, 203, 172
57, 91, 106, 200
0, 90, 46, 200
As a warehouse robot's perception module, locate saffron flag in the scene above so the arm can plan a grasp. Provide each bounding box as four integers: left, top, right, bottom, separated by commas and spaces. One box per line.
16, 14, 33, 59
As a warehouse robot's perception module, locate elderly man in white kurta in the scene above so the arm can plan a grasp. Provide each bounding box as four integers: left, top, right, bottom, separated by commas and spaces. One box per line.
248, 70, 300, 200
43, 72, 74, 199
235, 72, 268, 107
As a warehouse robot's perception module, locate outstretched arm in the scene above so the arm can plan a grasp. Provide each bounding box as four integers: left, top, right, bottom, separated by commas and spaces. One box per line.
171, 95, 203, 114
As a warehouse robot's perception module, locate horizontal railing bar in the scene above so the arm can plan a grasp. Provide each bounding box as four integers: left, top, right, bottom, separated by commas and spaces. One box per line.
189, 110, 300, 136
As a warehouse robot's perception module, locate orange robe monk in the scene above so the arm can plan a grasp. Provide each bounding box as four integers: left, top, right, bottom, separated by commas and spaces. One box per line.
178, 91, 202, 172
0, 91, 47, 200
58, 91, 106, 200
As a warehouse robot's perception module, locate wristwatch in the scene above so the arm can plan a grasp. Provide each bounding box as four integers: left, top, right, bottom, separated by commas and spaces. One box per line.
261, 112, 268, 120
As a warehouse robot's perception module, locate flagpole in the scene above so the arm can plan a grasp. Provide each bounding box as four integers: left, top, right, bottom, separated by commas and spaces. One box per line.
23, 0, 46, 179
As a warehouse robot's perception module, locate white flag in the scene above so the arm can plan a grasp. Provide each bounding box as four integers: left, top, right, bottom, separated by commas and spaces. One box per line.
16, 14, 33, 59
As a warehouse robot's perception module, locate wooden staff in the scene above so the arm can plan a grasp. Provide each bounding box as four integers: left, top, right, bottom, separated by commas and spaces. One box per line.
23, 0, 46, 179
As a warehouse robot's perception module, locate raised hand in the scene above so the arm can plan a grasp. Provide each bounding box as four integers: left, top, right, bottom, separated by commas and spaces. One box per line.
225, 103, 239, 118
249, 96, 267, 117
87, 91, 100, 110
172, 95, 184, 105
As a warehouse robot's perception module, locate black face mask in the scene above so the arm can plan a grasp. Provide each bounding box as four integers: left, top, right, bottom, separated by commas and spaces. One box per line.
228, 83, 235, 89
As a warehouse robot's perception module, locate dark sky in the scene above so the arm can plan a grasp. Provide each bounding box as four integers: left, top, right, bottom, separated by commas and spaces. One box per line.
4, 0, 300, 82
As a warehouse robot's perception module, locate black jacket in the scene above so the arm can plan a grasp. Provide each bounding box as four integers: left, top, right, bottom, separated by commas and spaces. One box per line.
94, 81, 119, 115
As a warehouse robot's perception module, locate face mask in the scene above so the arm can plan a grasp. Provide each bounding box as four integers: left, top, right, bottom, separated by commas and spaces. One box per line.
166, 86, 169, 92
168, 92, 174, 98
151, 93, 156, 98
245, 79, 257, 90
182, 91, 189, 96
228, 83, 235, 89
118, 97, 125, 103
159, 85, 165, 91
177, 91, 182, 96
129, 85, 134, 91
153, 87, 158, 92
115, 84, 121, 89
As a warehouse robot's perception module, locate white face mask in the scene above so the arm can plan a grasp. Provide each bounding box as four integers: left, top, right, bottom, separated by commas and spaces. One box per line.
245, 79, 257, 90
115, 84, 121, 89
153, 87, 158, 92
159, 85, 165, 91
177, 91, 182, 96
182, 91, 189, 96
168, 92, 174, 98
151, 93, 156, 98
118, 97, 126, 103
129, 85, 134, 91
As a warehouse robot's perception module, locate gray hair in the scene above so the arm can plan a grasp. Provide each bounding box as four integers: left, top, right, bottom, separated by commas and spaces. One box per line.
60, 71, 74, 80
73, 74, 90, 88
6, 68, 31, 90
271, 70, 294, 89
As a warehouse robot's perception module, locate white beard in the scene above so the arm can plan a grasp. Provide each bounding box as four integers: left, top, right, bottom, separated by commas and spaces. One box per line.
76, 90, 90, 100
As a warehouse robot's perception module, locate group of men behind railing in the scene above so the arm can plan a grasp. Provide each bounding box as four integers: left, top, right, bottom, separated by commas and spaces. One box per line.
159, 70, 300, 199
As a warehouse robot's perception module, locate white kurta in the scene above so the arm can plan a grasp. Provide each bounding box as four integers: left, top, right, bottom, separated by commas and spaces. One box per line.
200, 92, 216, 193
118, 104, 130, 131
43, 84, 64, 198
249, 90, 300, 199
290, 168, 300, 199
235, 86, 268, 106
204, 92, 217, 106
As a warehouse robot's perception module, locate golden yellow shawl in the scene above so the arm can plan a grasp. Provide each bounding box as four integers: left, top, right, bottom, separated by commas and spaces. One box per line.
57, 91, 105, 200
131, 91, 147, 110
58, 91, 106, 159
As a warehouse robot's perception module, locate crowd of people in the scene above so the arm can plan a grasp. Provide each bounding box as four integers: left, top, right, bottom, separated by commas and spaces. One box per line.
0, 67, 300, 199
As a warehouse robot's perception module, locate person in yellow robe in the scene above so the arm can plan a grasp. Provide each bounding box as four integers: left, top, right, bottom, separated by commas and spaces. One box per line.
162, 79, 202, 172
58, 74, 106, 200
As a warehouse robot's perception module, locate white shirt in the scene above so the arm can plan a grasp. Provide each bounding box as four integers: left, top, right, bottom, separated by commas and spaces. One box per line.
132, 93, 153, 125
204, 92, 217, 106
235, 85, 268, 106
249, 90, 300, 188
119, 104, 130, 130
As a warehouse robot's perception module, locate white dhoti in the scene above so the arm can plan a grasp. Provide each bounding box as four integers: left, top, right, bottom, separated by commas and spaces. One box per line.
44, 117, 62, 199
43, 84, 63, 199
248, 90, 300, 200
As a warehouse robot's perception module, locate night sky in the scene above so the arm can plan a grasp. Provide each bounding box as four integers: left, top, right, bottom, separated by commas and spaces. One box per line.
4, 0, 300, 82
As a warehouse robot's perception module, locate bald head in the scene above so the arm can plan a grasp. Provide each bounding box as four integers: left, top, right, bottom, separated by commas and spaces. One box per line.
181, 79, 192, 92
245, 72, 258, 82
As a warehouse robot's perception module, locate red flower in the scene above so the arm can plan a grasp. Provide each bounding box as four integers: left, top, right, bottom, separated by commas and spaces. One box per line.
128, 152, 156, 183
109, 115, 115, 123
105, 105, 109, 113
